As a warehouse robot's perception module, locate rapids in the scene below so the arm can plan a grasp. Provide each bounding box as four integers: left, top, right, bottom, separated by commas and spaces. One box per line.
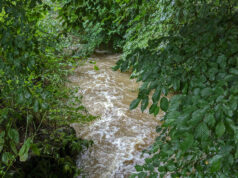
70, 54, 163, 178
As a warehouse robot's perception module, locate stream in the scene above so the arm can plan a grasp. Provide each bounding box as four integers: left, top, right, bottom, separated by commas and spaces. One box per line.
70, 54, 163, 178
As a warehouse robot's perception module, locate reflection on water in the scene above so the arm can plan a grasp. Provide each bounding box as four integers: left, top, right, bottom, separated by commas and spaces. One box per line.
69, 54, 163, 178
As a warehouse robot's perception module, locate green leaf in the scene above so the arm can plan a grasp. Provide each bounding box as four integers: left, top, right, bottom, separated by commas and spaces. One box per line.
2, 152, 14, 165
158, 166, 165, 172
24, 89, 31, 99
172, 79, 180, 91
230, 68, 238, 75
135, 165, 143, 172
10, 141, 18, 154
31, 144, 40, 156
0, 132, 4, 153
17, 92, 24, 104
161, 87, 168, 96
19, 138, 32, 162
149, 103, 157, 114
141, 97, 149, 112
167, 163, 176, 171
94, 65, 99, 70
160, 97, 169, 112
41, 102, 49, 110
130, 98, 141, 110
195, 122, 210, 139
33, 99, 39, 112
138, 172, 147, 178
201, 88, 212, 97
152, 87, 161, 103
209, 155, 223, 172
215, 121, 225, 137
204, 113, 216, 127
8, 129, 19, 144
153, 106, 159, 116
188, 110, 203, 126
180, 133, 194, 152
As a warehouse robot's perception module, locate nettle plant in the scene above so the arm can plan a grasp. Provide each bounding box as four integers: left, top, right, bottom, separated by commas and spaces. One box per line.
115, 0, 238, 177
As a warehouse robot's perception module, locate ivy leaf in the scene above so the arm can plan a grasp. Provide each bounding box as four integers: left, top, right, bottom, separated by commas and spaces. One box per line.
160, 97, 169, 112
130, 98, 141, 110
215, 122, 225, 137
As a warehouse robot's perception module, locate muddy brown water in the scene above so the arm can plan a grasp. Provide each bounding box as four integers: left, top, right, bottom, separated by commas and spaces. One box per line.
69, 54, 164, 178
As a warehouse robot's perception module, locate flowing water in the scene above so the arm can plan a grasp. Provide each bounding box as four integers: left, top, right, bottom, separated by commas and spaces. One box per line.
70, 54, 163, 178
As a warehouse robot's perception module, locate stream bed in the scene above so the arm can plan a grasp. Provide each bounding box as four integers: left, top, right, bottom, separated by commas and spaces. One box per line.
70, 54, 163, 178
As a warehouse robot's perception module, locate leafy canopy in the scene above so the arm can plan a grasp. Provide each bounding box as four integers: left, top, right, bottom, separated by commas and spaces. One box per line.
0, 0, 94, 176
47, 0, 238, 177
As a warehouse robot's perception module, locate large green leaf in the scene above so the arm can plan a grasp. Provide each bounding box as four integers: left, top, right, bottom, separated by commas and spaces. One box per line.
130, 98, 141, 110
230, 68, 238, 75
180, 133, 194, 152
195, 122, 210, 139
19, 138, 33, 162
215, 122, 225, 137
149, 103, 157, 114
160, 97, 169, 112
141, 97, 149, 112
209, 155, 223, 172
2, 152, 14, 165
152, 87, 161, 103
8, 128, 19, 144
204, 113, 216, 127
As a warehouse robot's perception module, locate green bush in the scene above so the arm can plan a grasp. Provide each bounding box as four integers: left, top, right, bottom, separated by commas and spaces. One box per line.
115, 0, 238, 177
57, 0, 145, 54
7, 0, 238, 177
0, 1, 94, 177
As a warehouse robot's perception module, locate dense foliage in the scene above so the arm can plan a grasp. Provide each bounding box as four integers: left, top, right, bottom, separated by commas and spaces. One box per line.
58, 0, 144, 55
60, 0, 238, 177
119, 1, 238, 177
0, 0, 94, 177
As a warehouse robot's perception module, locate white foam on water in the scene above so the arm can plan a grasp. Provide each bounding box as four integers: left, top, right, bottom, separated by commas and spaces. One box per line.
70, 54, 163, 178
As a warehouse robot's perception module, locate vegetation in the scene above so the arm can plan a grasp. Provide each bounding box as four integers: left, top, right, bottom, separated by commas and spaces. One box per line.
1, 0, 238, 177
59, 0, 238, 177
0, 0, 94, 177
